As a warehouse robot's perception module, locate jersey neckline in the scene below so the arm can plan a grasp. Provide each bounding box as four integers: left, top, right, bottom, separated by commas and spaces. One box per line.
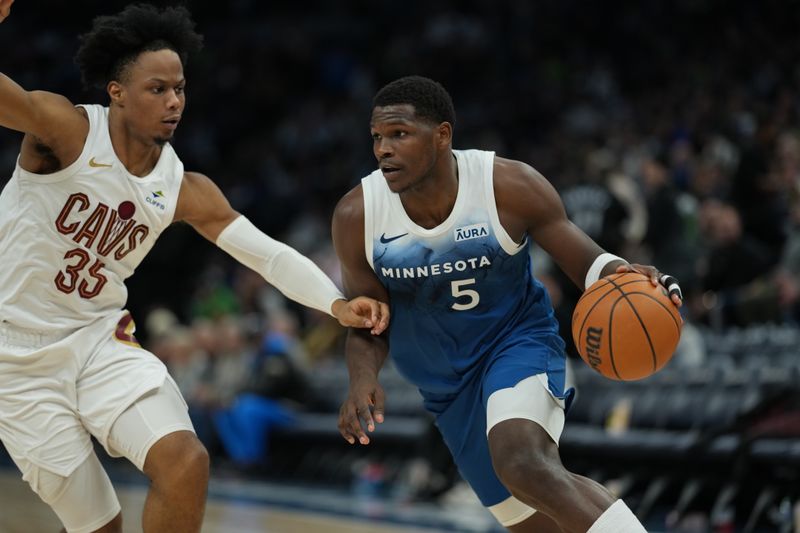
100, 106, 173, 184
389, 150, 468, 237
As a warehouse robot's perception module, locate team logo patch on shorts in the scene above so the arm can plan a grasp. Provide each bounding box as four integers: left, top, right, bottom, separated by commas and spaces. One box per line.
114, 313, 141, 347
454, 223, 489, 242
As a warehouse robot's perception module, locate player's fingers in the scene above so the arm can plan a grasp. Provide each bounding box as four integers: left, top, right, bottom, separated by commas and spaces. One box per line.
340, 300, 374, 329
358, 402, 375, 436
619, 263, 660, 285
372, 387, 386, 424
364, 298, 381, 328
355, 298, 377, 328
338, 406, 358, 444
371, 302, 390, 335
339, 403, 370, 445
659, 274, 683, 306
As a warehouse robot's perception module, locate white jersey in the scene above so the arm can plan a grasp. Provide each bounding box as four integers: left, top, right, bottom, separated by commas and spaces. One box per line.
0, 104, 184, 331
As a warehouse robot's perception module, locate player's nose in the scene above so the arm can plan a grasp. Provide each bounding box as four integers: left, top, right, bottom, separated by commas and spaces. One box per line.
374, 138, 393, 159
166, 89, 182, 109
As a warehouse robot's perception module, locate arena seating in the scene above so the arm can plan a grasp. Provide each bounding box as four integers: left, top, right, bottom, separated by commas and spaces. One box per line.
266, 324, 800, 530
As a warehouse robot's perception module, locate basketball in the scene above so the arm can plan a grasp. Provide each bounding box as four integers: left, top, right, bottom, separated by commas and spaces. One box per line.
572, 272, 682, 381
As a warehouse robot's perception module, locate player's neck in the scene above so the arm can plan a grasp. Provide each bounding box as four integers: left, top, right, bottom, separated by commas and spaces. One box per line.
108, 111, 163, 178
399, 152, 459, 229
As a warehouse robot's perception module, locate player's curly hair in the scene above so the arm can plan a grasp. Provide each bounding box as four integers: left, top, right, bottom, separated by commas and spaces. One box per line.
373, 76, 456, 126
75, 4, 203, 89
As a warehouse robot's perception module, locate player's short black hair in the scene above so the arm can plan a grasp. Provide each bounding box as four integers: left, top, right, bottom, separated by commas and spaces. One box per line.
373, 76, 456, 126
75, 4, 203, 89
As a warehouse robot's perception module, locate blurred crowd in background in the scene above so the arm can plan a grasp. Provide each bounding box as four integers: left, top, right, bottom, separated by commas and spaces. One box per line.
1, 0, 799, 474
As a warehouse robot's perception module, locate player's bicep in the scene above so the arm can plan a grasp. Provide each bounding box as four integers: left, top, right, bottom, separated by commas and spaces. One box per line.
0, 82, 79, 139
332, 188, 389, 303
174, 171, 239, 242
520, 168, 605, 289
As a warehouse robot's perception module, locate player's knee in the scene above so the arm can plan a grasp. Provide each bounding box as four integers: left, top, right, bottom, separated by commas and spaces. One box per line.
492, 448, 564, 497
145, 431, 209, 486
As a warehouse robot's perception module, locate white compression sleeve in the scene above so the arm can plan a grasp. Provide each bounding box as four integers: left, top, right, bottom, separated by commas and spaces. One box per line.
216, 215, 344, 316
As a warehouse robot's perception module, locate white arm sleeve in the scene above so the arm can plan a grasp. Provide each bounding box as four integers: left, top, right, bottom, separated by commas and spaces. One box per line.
216, 215, 344, 316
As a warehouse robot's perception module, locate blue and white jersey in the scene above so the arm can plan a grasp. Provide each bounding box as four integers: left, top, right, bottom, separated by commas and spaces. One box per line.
362, 149, 560, 397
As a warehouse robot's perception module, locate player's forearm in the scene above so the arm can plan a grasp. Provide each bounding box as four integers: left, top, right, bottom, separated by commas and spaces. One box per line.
216, 215, 344, 316
345, 329, 388, 382
0, 73, 34, 133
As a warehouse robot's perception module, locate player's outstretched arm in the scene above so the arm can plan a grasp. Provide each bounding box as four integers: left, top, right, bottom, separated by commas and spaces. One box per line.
0, 1, 87, 159
494, 157, 683, 306
174, 171, 389, 332
0, 0, 13, 22
332, 186, 392, 445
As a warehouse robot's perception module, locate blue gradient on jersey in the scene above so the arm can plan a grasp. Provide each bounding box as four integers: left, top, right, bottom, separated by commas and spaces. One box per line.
375, 225, 560, 399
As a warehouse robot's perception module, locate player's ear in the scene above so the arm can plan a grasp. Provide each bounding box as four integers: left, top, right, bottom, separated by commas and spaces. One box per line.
436, 121, 453, 148
107, 81, 124, 107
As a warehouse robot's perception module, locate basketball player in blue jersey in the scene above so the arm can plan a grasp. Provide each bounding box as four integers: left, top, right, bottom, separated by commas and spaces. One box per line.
0, 3, 388, 532
332, 75, 683, 533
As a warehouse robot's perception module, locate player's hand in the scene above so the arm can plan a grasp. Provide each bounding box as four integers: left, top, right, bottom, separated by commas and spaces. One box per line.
616, 263, 683, 307
0, 0, 14, 23
338, 377, 385, 445
331, 296, 390, 335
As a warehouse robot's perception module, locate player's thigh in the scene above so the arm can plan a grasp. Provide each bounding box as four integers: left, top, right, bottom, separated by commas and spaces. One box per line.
482, 333, 574, 447
485, 373, 567, 452
105, 375, 196, 471
434, 381, 538, 528
507, 511, 564, 533
13, 451, 121, 533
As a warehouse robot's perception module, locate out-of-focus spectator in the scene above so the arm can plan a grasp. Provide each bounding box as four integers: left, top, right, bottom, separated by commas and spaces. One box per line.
640, 151, 701, 290
695, 199, 782, 326
731, 147, 788, 262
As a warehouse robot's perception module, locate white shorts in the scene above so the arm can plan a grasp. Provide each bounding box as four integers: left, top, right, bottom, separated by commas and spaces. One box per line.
10, 377, 194, 533
0, 310, 172, 476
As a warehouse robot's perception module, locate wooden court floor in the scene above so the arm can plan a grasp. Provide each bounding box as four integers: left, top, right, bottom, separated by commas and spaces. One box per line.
0, 468, 495, 533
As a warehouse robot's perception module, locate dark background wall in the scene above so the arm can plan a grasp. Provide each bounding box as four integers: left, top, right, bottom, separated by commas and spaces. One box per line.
1, 0, 799, 334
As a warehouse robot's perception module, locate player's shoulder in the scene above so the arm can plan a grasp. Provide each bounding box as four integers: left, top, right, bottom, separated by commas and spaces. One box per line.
333, 183, 365, 224
493, 156, 552, 197
178, 171, 214, 196
183, 170, 208, 181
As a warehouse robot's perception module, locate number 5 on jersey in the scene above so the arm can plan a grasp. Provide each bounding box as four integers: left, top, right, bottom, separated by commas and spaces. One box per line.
451, 278, 479, 311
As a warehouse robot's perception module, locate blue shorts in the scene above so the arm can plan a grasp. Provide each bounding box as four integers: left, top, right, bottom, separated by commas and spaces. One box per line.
423, 331, 573, 507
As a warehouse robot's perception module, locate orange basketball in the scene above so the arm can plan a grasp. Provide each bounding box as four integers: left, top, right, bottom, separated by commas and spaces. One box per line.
571, 272, 682, 381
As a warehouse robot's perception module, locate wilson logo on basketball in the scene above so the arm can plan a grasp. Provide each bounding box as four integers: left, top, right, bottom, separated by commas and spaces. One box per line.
584, 326, 603, 368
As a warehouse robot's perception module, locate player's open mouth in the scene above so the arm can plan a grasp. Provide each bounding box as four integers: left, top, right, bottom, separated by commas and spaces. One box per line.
162, 116, 181, 129
380, 165, 400, 175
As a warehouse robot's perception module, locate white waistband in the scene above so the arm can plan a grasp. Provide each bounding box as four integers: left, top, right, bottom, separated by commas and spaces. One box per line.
0, 320, 76, 348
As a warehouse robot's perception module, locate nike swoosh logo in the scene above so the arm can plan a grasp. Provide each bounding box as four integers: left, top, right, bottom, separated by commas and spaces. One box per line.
379, 232, 408, 244
89, 157, 113, 168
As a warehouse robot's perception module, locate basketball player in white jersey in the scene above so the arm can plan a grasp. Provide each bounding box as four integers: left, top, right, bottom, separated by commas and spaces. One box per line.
0, 3, 388, 532
332, 76, 683, 533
